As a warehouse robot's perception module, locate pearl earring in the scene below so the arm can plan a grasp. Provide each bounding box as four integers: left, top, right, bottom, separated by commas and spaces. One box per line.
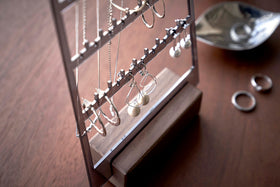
126, 73, 143, 117
138, 62, 157, 106
169, 38, 181, 58
180, 33, 191, 49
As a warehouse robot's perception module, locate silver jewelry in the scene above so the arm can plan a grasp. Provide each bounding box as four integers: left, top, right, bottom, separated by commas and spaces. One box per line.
81, 98, 107, 136
82, 0, 87, 45
100, 95, 121, 126
180, 33, 191, 49
231, 90, 256, 112
110, 0, 147, 14
169, 36, 181, 58
139, 62, 157, 96
90, 107, 107, 136
97, 0, 101, 89
152, 0, 165, 18
126, 73, 143, 117
251, 74, 272, 92
104, 0, 122, 126
80, 99, 107, 136
108, 0, 113, 82
137, 94, 150, 106
141, 2, 155, 29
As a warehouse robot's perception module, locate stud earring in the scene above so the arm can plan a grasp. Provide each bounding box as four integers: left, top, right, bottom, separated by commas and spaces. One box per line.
180, 32, 191, 49
126, 73, 143, 117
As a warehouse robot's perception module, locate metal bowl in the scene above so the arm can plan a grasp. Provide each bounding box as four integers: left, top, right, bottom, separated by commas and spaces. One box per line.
196, 2, 280, 50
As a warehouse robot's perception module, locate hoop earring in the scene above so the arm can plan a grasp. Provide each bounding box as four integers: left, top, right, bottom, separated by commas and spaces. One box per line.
99, 96, 121, 126
141, 3, 155, 29
110, 0, 147, 14
139, 62, 157, 96
126, 73, 143, 117
88, 107, 107, 136
152, 0, 165, 18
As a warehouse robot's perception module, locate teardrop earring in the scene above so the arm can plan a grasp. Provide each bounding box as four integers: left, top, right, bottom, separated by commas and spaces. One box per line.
138, 62, 157, 106
180, 32, 191, 49
126, 73, 143, 117
169, 36, 181, 58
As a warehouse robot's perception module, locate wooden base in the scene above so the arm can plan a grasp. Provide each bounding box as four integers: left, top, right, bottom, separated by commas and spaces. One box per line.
89, 68, 202, 186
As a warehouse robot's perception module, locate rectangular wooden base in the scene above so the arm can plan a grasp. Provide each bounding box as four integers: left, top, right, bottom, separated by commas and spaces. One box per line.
89, 68, 180, 175
89, 68, 202, 186
109, 82, 202, 186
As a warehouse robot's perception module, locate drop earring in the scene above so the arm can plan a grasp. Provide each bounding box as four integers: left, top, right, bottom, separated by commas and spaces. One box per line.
169, 35, 181, 58
138, 62, 157, 105
126, 73, 143, 117
180, 31, 191, 49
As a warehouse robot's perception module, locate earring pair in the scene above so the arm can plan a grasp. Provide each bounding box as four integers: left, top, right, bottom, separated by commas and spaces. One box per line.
82, 98, 107, 136
126, 65, 157, 117
169, 31, 192, 58
141, 0, 165, 29
110, 0, 147, 14
82, 93, 121, 136
126, 75, 143, 117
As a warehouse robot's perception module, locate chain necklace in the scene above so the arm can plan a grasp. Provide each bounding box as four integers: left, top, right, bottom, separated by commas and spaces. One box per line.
96, 0, 101, 89
107, 0, 113, 82
113, 0, 123, 83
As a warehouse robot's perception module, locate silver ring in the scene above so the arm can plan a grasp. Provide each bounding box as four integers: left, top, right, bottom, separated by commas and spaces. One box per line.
250, 74, 272, 92
231, 90, 256, 112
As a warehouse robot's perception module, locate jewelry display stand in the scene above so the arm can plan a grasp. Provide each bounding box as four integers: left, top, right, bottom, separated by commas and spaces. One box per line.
50, 0, 201, 186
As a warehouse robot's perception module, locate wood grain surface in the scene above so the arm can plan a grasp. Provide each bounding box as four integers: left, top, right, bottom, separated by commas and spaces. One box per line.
0, 0, 280, 186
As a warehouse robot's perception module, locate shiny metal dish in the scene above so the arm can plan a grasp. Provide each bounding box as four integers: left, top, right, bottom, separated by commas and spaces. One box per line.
196, 2, 280, 50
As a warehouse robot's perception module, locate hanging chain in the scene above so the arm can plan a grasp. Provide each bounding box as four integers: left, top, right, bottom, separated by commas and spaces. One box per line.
107, 0, 113, 81
82, 0, 87, 43
113, 0, 123, 82
76, 0, 89, 137
96, 0, 101, 89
